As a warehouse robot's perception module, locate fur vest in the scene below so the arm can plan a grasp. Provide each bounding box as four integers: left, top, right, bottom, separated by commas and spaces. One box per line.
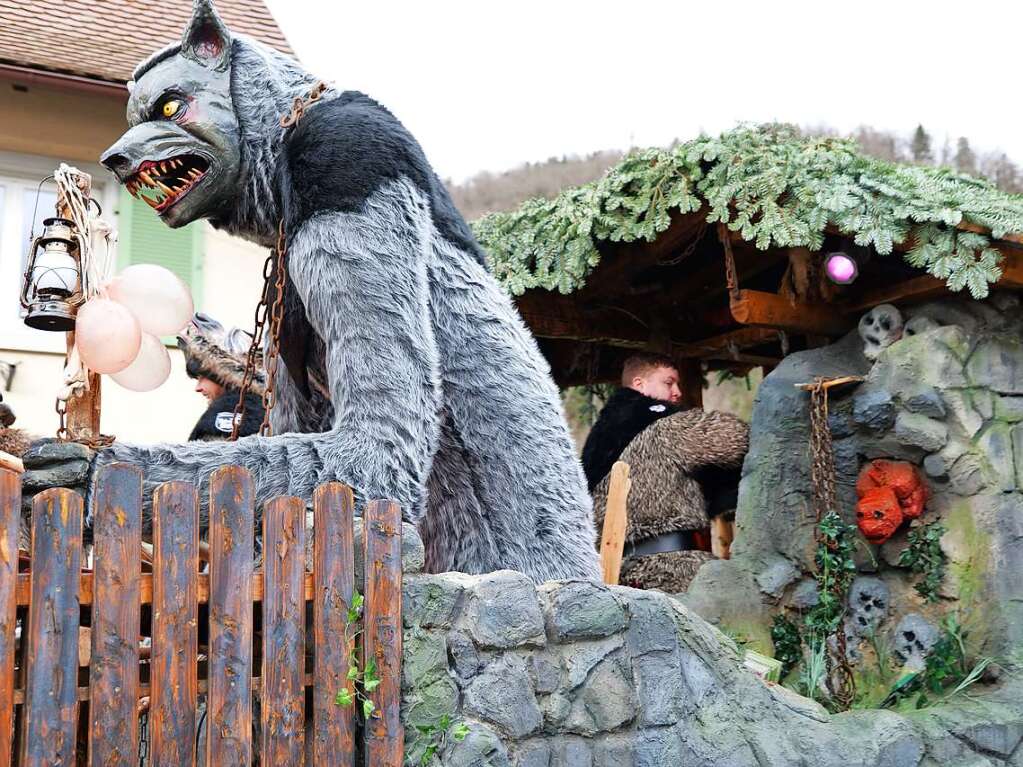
582, 388, 681, 490
591, 408, 749, 593
188, 391, 265, 441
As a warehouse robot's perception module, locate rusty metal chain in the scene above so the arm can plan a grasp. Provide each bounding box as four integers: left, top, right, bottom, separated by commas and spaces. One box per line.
717, 223, 740, 300
280, 80, 328, 128
230, 81, 328, 440
807, 377, 855, 709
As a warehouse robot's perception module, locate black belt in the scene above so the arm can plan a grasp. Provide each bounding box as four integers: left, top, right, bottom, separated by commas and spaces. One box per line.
623, 530, 700, 559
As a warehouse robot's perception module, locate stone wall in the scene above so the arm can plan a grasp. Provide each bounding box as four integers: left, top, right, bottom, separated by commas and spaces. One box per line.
398, 562, 1023, 766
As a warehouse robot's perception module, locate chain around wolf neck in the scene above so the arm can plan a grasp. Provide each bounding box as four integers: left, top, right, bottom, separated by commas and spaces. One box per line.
230, 81, 328, 441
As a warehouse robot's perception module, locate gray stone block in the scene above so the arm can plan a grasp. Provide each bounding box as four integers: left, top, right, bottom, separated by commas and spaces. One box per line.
949, 453, 988, 496
942, 391, 984, 438
403, 629, 449, 690
623, 590, 678, 656
463, 571, 546, 649
448, 631, 481, 681
755, 557, 799, 598
904, 387, 947, 419
923, 453, 949, 478
530, 654, 561, 695
894, 411, 948, 452
562, 635, 624, 689
514, 740, 551, 767
444, 721, 511, 767
540, 692, 571, 730
1013, 425, 1023, 490
404, 573, 466, 628
552, 739, 592, 767
539, 580, 627, 642
21, 439, 93, 467
594, 735, 634, 767
967, 337, 1023, 393
20, 460, 91, 491
789, 578, 819, 609
996, 395, 1023, 422
633, 727, 682, 767
634, 650, 687, 726
565, 650, 635, 735
977, 423, 1016, 492
463, 655, 541, 738
853, 389, 896, 432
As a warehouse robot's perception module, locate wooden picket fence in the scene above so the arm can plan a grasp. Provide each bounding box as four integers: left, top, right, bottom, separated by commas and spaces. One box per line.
0, 463, 404, 766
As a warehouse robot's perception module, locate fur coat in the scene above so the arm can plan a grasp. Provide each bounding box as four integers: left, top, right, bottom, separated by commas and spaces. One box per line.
592, 408, 749, 593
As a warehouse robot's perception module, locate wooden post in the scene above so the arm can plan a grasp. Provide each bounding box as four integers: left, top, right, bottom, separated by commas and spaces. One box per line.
677, 358, 704, 409
56, 170, 102, 442
0, 470, 20, 767
600, 461, 631, 585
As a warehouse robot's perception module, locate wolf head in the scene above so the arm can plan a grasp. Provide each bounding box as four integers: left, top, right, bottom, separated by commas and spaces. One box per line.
101, 0, 313, 235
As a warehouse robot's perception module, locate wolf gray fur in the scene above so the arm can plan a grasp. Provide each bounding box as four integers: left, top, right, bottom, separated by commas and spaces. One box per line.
91, 0, 599, 582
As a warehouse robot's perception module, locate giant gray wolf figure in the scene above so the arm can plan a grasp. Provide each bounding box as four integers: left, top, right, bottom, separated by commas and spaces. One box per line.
26, 0, 599, 582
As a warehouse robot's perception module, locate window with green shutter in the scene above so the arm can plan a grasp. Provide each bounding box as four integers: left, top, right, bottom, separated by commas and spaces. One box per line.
117, 188, 204, 308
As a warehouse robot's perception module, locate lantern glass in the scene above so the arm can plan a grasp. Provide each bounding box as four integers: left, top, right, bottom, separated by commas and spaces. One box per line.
22, 217, 82, 332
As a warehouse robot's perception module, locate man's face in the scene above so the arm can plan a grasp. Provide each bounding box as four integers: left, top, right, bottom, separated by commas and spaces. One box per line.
631, 365, 682, 405
195, 376, 225, 403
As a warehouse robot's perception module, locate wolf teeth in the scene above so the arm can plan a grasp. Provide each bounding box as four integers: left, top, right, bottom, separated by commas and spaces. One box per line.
139, 171, 155, 186
142, 194, 161, 209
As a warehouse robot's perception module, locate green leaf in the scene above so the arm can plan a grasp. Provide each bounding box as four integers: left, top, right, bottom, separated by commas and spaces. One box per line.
362, 698, 375, 719
452, 723, 470, 742
334, 688, 353, 707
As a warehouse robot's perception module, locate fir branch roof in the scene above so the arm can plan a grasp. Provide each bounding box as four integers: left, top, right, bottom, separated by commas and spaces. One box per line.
473, 124, 1023, 299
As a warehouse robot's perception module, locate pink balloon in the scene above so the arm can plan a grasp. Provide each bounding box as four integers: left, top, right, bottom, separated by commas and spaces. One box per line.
75, 298, 141, 374
111, 333, 171, 392
108, 264, 194, 336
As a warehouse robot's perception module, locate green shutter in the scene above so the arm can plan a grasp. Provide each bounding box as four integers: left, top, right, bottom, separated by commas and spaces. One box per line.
117, 188, 204, 308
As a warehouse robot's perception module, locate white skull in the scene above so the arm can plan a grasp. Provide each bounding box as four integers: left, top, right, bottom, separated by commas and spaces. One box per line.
858, 304, 904, 361
847, 576, 890, 638
892, 613, 938, 671
903, 316, 940, 337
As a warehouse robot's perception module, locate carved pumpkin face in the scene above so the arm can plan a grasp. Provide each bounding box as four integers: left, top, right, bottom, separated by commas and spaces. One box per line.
856, 486, 904, 544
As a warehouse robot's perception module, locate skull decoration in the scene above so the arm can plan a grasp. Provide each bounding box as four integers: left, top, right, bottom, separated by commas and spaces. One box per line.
856, 487, 903, 544
903, 315, 940, 337
855, 460, 928, 544
847, 576, 890, 638
892, 613, 938, 671
858, 304, 904, 361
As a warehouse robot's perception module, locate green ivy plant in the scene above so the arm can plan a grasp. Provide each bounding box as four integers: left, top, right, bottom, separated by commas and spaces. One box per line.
770, 614, 803, 679
474, 124, 1022, 299
407, 714, 471, 766
333, 589, 381, 721
897, 522, 947, 603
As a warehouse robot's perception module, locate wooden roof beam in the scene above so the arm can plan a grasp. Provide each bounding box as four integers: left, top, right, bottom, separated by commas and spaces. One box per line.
729, 290, 853, 336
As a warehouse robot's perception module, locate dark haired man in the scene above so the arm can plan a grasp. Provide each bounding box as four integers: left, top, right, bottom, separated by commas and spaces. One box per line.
583, 353, 748, 592
178, 313, 265, 441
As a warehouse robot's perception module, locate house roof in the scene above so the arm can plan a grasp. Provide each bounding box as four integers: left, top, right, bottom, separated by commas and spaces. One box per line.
0, 0, 293, 85
475, 124, 1023, 301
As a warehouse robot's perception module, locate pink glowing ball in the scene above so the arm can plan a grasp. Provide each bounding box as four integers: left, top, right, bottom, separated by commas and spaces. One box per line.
825, 252, 858, 284
108, 264, 194, 336
111, 333, 171, 392
75, 298, 142, 374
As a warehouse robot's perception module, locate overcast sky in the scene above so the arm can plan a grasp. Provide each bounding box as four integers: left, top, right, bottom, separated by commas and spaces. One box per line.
265, 0, 1023, 184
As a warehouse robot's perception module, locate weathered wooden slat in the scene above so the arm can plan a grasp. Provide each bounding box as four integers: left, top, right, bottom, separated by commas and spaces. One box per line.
206, 467, 254, 767
599, 462, 631, 585
22, 487, 83, 767
150, 481, 199, 767
261, 496, 306, 765
88, 463, 143, 767
0, 469, 20, 767
313, 483, 355, 766
363, 499, 404, 767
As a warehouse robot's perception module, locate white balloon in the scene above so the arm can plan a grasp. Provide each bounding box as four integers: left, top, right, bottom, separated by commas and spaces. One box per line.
108, 264, 194, 336
75, 298, 141, 374
111, 333, 171, 392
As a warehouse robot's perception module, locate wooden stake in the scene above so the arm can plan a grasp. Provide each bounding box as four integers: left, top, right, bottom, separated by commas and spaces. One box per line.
600, 461, 631, 585
56, 170, 101, 442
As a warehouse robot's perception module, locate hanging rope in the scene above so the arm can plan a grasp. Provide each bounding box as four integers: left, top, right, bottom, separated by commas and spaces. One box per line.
53, 164, 117, 447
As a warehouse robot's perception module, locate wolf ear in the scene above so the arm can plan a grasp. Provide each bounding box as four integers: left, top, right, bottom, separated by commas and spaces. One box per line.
181, 0, 232, 71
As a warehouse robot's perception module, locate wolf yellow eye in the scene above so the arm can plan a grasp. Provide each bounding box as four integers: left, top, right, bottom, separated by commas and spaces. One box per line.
162, 99, 182, 118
